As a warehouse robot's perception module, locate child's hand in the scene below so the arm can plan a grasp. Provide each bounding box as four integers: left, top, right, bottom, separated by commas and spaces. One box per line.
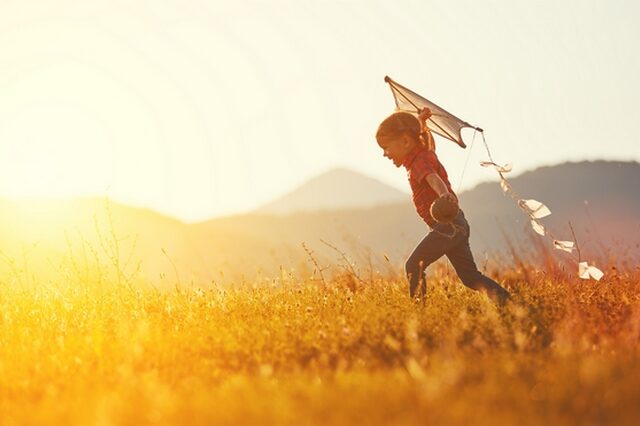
419, 107, 432, 122
441, 193, 458, 205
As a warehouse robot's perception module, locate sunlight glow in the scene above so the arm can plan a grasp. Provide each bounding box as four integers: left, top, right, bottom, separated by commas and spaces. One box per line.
0, 103, 113, 198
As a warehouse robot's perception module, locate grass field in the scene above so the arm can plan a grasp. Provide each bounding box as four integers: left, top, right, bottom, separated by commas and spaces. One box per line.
0, 257, 639, 425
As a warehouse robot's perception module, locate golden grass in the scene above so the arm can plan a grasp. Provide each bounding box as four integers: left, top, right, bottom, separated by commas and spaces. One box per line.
0, 262, 639, 425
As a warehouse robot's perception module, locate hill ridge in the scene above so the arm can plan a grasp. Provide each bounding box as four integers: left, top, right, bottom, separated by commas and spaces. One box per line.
256, 167, 407, 214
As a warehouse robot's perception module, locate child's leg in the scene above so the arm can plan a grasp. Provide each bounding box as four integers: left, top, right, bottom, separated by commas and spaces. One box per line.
406, 227, 467, 299
446, 240, 510, 304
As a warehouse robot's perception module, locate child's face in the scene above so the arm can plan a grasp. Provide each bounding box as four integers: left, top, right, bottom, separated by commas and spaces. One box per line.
377, 134, 416, 168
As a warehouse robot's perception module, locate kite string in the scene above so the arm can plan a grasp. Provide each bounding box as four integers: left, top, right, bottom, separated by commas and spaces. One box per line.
456, 128, 477, 194
480, 130, 496, 165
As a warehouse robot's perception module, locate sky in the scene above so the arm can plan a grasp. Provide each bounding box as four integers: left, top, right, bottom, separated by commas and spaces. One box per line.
0, 0, 638, 222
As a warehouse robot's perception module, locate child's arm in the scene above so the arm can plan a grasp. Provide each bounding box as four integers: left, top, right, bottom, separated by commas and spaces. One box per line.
418, 108, 435, 151
426, 173, 458, 203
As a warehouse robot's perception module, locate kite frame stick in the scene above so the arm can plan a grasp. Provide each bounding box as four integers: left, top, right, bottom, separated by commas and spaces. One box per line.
395, 106, 460, 147
385, 76, 473, 127
426, 117, 460, 145
384, 76, 484, 148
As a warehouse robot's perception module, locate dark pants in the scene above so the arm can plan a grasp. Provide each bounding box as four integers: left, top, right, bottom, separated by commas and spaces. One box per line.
405, 210, 510, 304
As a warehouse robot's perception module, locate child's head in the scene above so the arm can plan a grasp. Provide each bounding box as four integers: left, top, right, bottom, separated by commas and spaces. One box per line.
376, 112, 421, 168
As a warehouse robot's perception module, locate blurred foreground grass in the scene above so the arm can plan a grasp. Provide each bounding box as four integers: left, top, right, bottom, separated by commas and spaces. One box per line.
1, 264, 639, 425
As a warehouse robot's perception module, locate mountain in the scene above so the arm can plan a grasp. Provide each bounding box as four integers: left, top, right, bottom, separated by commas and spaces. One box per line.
256, 167, 407, 214
199, 160, 640, 274
460, 160, 640, 257
1, 161, 637, 287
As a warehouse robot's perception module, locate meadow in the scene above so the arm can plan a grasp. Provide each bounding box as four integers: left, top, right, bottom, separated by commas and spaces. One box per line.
0, 244, 639, 426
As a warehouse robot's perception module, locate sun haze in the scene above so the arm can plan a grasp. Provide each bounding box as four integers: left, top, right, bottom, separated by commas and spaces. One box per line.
0, 0, 638, 221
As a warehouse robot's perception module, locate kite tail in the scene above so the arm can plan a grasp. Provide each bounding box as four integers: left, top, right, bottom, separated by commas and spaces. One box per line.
478, 132, 604, 281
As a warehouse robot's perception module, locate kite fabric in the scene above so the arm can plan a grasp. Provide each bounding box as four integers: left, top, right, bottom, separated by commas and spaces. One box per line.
384, 76, 480, 148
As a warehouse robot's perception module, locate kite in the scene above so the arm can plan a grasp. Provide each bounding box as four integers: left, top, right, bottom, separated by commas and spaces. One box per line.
384, 76, 479, 148
384, 76, 604, 281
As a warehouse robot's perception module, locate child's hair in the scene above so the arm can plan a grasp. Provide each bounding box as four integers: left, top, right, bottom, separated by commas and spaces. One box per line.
376, 112, 421, 142
376, 111, 435, 150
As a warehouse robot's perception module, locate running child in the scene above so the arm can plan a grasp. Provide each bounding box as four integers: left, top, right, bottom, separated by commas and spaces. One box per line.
376, 108, 511, 304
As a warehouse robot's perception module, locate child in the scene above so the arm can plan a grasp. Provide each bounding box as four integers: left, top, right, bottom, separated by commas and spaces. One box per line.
376, 108, 510, 305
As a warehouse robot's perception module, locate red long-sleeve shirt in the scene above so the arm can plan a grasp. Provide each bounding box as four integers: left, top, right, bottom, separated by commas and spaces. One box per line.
402, 144, 458, 226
